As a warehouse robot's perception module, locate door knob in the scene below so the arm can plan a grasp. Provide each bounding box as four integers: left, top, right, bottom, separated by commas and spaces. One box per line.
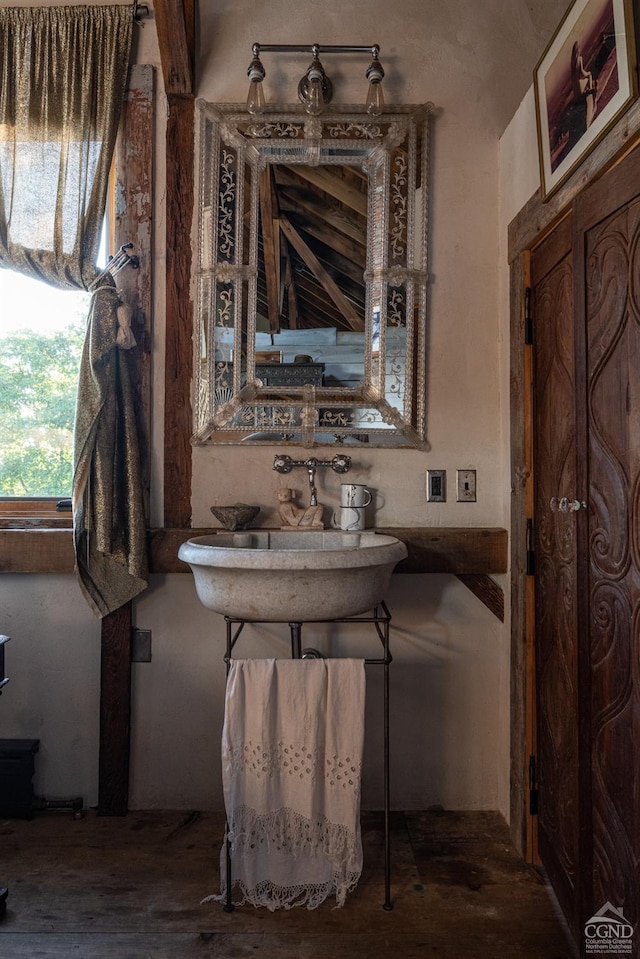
549, 496, 587, 513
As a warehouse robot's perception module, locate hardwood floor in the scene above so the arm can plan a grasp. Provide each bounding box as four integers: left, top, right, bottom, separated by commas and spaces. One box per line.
1, 809, 575, 958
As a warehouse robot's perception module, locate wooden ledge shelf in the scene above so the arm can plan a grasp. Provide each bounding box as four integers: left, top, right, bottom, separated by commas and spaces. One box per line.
0, 526, 507, 620
0, 526, 508, 575
376, 527, 507, 575
151, 526, 507, 581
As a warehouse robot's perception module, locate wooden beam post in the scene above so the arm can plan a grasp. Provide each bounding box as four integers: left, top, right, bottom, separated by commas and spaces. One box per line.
153, 0, 194, 95
98, 603, 132, 816
155, 0, 196, 529
163, 92, 194, 528
97, 65, 155, 816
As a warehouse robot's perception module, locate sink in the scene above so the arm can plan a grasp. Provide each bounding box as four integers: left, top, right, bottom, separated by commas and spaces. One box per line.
178, 529, 408, 622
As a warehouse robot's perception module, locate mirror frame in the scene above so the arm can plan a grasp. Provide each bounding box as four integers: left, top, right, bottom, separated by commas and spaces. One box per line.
193, 100, 432, 449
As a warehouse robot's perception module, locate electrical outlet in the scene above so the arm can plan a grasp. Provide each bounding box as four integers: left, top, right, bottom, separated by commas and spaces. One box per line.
456, 469, 476, 502
426, 469, 446, 502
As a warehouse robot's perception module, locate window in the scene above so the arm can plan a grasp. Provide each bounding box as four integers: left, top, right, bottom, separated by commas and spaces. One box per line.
0, 62, 153, 540
0, 271, 89, 502
0, 5, 135, 532
0, 220, 109, 524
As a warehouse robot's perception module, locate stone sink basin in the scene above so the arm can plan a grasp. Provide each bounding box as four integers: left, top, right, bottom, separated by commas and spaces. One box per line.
178, 529, 408, 622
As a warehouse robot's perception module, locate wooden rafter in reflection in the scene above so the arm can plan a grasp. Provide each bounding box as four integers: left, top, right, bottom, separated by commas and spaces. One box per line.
279, 214, 365, 332
284, 165, 368, 217
290, 272, 352, 332
259, 168, 281, 332
278, 187, 366, 249
283, 255, 299, 329
285, 206, 366, 274
256, 161, 368, 332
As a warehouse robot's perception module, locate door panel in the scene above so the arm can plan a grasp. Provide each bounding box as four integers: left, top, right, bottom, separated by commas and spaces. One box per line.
532, 145, 640, 958
579, 179, 640, 932
531, 215, 581, 939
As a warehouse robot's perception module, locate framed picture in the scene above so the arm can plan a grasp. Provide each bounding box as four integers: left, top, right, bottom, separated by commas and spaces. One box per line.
534, 0, 637, 199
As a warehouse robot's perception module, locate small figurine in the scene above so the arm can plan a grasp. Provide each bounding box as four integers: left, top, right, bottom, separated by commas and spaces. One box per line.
277, 488, 324, 529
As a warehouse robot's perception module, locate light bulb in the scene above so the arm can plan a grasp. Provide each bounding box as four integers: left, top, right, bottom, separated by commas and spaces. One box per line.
246, 78, 265, 115
366, 79, 384, 116
305, 76, 324, 115
300, 51, 328, 116
246, 46, 266, 115
365, 48, 385, 116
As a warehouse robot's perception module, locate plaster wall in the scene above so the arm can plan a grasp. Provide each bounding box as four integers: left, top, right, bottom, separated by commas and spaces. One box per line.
1, 1, 555, 817
191, 0, 538, 531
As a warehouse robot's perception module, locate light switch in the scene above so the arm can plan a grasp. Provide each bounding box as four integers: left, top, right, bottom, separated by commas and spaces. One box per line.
456, 469, 476, 502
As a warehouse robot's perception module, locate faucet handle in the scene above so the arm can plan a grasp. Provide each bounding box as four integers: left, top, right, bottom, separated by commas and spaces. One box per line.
273, 454, 294, 474
331, 454, 351, 474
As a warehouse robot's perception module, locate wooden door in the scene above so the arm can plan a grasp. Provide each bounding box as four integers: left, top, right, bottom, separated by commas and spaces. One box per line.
574, 148, 640, 939
531, 144, 640, 957
530, 214, 582, 941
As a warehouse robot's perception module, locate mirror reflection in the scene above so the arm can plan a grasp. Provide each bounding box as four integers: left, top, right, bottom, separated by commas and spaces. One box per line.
256, 163, 366, 339
194, 103, 431, 448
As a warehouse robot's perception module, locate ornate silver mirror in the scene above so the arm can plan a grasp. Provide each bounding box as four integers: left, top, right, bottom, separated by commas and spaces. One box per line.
193, 102, 431, 448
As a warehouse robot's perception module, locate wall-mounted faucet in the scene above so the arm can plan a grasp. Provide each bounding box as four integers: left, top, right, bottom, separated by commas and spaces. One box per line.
273, 453, 351, 506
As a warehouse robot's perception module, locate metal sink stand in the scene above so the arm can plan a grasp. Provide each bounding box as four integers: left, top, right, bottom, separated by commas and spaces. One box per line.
221, 601, 393, 912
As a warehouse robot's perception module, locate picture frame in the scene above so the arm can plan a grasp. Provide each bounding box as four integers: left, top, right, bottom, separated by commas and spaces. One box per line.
534, 0, 637, 200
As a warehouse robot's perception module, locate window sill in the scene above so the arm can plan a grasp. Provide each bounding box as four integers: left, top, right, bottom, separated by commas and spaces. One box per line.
0, 516, 72, 529
0, 499, 72, 530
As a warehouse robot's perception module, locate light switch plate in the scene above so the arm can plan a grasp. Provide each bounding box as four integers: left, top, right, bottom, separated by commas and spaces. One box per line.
456, 469, 477, 502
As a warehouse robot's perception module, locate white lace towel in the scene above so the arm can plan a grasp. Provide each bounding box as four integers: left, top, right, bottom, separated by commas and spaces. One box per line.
206, 657, 366, 911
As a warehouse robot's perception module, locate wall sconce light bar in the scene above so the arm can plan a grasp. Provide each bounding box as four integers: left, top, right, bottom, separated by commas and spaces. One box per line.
246, 42, 385, 116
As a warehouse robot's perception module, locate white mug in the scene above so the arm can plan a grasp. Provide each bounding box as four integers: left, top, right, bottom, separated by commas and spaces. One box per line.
341, 483, 372, 508
334, 505, 366, 531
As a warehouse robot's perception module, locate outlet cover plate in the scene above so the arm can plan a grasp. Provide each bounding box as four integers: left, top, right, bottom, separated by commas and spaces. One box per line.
426, 469, 446, 502
132, 628, 152, 663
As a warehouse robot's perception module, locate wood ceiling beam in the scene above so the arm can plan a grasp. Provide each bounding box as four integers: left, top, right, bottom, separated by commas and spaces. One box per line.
291, 215, 366, 273
259, 169, 282, 332
283, 256, 300, 329
279, 188, 367, 249
282, 165, 367, 217
291, 240, 365, 312
306, 241, 367, 292
292, 285, 354, 332
279, 215, 365, 332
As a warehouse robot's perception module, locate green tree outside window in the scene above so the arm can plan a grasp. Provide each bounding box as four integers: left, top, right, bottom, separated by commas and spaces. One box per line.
0, 304, 87, 497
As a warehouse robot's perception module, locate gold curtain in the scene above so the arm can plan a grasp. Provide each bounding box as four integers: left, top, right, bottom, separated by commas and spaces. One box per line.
73, 274, 148, 617
0, 4, 132, 287
0, 6, 148, 616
